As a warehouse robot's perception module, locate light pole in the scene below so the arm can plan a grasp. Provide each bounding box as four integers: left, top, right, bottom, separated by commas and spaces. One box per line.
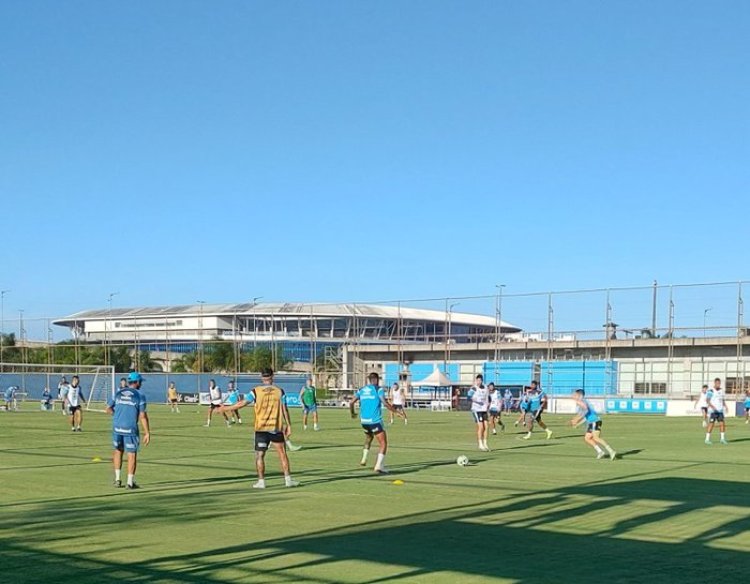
197, 300, 205, 373
0, 290, 8, 369
447, 302, 460, 367
252, 296, 263, 350
106, 292, 119, 366
703, 307, 713, 338
494, 285, 505, 384
19, 309, 25, 364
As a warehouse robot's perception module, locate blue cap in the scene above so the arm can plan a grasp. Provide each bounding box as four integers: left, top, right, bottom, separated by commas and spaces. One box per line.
128, 372, 143, 383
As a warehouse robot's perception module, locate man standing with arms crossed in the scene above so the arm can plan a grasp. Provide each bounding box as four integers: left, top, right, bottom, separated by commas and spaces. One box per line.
107, 371, 150, 489
217, 368, 299, 489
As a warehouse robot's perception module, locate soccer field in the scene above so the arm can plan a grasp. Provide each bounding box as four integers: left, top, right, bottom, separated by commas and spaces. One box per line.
2, 407, 749, 584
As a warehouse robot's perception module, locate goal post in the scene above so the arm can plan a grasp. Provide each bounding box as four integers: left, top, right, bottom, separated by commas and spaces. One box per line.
0, 363, 115, 412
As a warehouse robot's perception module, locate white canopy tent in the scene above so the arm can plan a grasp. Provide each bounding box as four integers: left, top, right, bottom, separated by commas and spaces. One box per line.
410, 367, 456, 388
409, 367, 456, 409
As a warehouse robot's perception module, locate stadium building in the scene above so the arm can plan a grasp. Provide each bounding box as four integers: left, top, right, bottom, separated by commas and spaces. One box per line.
53, 302, 522, 363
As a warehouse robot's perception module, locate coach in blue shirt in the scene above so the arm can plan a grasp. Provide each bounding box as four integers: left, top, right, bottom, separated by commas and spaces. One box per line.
107, 371, 151, 489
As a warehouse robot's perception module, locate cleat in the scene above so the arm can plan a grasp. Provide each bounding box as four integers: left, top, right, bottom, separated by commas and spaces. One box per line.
113, 480, 122, 488
705, 439, 712, 445
203, 424, 210, 428
314, 425, 320, 431
252, 481, 266, 489
597, 451, 606, 459
492, 429, 497, 435
546, 430, 553, 440
514, 421, 519, 427
609, 451, 617, 461
720, 439, 729, 445
284, 479, 300, 488
126, 482, 140, 490
374, 467, 390, 475
522, 433, 531, 440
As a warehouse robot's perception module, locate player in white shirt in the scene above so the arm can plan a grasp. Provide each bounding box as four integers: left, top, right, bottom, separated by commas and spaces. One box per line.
468, 374, 491, 451
65, 375, 86, 432
58, 377, 70, 415
488, 383, 505, 435
695, 384, 709, 427
389, 383, 408, 425
204, 379, 231, 428
705, 378, 728, 445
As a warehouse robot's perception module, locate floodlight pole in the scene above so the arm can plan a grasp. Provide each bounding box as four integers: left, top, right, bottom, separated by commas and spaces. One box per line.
0, 290, 8, 371
106, 292, 119, 366
197, 300, 205, 373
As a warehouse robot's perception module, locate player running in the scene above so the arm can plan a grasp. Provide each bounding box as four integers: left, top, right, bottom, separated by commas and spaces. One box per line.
225, 381, 242, 424
107, 371, 150, 489
569, 389, 617, 460
523, 382, 553, 440
65, 375, 86, 432
468, 374, 491, 451
705, 378, 728, 444
217, 368, 299, 489
299, 377, 320, 431
350, 372, 403, 474
204, 379, 230, 427
488, 383, 505, 435
167, 381, 180, 413
695, 384, 709, 427
744, 389, 750, 424
514, 387, 530, 427
389, 382, 408, 425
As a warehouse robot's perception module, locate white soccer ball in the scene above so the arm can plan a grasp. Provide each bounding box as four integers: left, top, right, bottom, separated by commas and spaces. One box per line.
456, 455, 469, 467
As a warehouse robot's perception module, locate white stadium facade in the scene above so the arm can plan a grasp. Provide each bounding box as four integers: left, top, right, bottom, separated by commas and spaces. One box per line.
53, 302, 522, 363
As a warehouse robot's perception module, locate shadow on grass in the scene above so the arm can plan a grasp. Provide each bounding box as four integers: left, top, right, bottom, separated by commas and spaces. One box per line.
3, 476, 749, 583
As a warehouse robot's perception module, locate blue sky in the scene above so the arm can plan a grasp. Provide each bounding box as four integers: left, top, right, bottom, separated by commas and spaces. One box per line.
1, 1, 748, 337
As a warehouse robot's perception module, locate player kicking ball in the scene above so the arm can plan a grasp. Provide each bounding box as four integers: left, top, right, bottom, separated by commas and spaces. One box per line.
107, 371, 150, 489
215, 368, 299, 489
350, 372, 403, 474
569, 389, 616, 460
705, 378, 728, 445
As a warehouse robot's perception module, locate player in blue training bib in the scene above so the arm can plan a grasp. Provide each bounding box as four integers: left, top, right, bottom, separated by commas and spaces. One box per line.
522, 380, 553, 441
350, 372, 403, 474
569, 389, 616, 460
106, 372, 151, 489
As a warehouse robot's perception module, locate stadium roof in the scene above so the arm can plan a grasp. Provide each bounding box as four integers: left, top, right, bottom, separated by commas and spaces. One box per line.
54, 302, 521, 331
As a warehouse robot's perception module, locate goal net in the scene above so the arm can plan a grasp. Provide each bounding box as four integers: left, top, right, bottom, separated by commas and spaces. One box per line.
0, 363, 115, 412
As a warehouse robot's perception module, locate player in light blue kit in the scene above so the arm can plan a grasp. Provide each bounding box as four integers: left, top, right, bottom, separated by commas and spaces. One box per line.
225, 380, 242, 425
523, 382, 553, 440
569, 389, 616, 460
106, 371, 151, 489
744, 389, 750, 425
350, 372, 403, 474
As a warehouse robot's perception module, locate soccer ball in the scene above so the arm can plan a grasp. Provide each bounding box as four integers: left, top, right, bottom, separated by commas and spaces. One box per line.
456, 455, 469, 467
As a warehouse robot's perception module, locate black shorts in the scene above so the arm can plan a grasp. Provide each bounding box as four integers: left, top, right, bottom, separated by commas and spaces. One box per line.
709, 411, 725, 423
472, 411, 489, 423
701, 407, 708, 414
393, 405, 404, 411
586, 421, 603, 433
254, 431, 285, 451
68, 405, 81, 414
362, 423, 385, 435
209, 403, 223, 410
489, 409, 500, 416
169, 399, 178, 404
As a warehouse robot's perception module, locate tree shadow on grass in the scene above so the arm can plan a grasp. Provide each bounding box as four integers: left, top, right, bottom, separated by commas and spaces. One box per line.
3, 475, 749, 584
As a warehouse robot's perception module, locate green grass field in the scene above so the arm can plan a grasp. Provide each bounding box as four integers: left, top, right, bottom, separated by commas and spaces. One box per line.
2, 406, 749, 583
